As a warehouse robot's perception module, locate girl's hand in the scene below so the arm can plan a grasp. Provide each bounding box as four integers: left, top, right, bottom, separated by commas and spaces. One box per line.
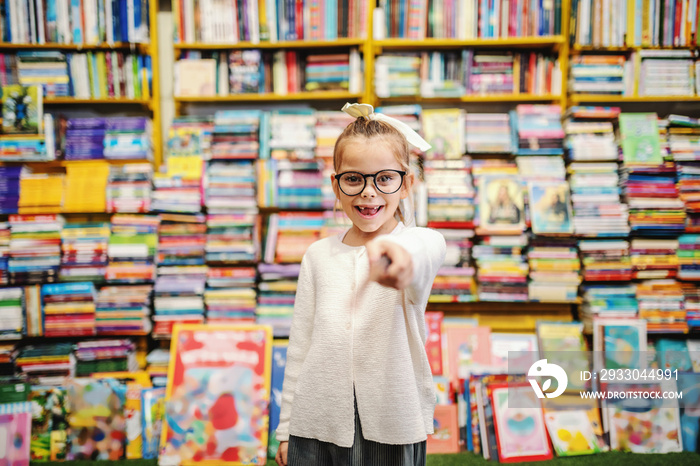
275, 441, 288, 466
366, 240, 413, 290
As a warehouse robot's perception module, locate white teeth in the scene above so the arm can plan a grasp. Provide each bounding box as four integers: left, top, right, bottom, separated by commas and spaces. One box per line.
358, 206, 380, 215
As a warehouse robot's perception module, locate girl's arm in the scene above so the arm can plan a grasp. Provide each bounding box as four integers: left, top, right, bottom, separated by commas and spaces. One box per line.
275, 255, 316, 442
367, 227, 446, 304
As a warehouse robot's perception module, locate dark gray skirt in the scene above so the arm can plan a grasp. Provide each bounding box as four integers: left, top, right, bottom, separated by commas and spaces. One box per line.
287, 395, 427, 466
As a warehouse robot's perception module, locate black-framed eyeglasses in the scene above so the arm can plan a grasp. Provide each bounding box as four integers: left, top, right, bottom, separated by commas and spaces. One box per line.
334, 170, 407, 196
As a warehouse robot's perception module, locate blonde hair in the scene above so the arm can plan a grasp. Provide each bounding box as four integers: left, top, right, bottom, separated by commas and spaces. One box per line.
332, 117, 415, 226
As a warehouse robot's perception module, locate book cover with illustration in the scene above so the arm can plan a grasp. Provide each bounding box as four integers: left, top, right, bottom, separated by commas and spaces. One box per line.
677, 372, 700, 453
608, 382, 682, 453
618, 113, 663, 165
268, 341, 288, 459
478, 176, 525, 234
536, 321, 590, 392
427, 404, 460, 454
603, 324, 644, 370
543, 395, 609, 452
528, 181, 574, 234
66, 378, 126, 461
421, 108, 465, 159
141, 387, 166, 459
2, 85, 43, 134
160, 324, 272, 465
28, 386, 69, 460
0, 402, 32, 465
490, 382, 553, 462
544, 410, 600, 456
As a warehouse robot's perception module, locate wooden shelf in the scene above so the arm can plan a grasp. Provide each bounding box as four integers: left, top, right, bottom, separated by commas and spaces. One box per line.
374, 36, 565, 50
377, 94, 562, 103
175, 38, 365, 50
570, 94, 700, 103
0, 42, 150, 53
175, 91, 363, 102
44, 97, 152, 107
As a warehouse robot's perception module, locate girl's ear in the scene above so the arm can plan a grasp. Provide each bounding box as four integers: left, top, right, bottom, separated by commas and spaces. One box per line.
400, 171, 414, 199
330, 173, 340, 199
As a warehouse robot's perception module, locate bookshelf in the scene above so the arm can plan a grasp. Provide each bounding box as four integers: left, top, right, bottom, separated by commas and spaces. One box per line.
0, 0, 163, 166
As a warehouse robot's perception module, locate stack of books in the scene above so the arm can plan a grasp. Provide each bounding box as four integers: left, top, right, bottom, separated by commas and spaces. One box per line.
677, 234, 700, 281
18, 169, 63, 213
423, 157, 476, 228
0, 287, 23, 339
629, 238, 679, 280
419, 51, 466, 97
145, 349, 169, 387
268, 109, 316, 160
152, 267, 206, 339
569, 55, 627, 96
465, 113, 513, 154
156, 213, 207, 268
16, 51, 70, 97
564, 106, 620, 161
206, 266, 256, 289
95, 285, 153, 335
59, 222, 110, 282
638, 50, 695, 97
304, 53, 354, 92
636, 280, 687, 333
514, 104, 564, 155
205, 213, 259, 264
578, 239, 632, 282
0, 166, 21, 214
74, 339, 138, 376
106, 163, 153, 213
580, 284, 638, 331
106, 214, 159, 284
314, 110, 354, 159
103, 117, 152, 160
257, 263, 299, 338
264, 212, 325, 264
667, 114, 700, 162
41, 282, 96, 337
205, 161, 257, 211
467, 52, 514, 94
516, 155, 566, 183
151, 171, 202, 213
0, 221, 9, 285
473, 235, 529, 302
681, 284, 700, 330
14, 343, 74, 386
374, 54, 421, 98
568, 162, 629, 236
527, 238, 581, 303
211, 110, 262, 160
430, 266, 477, 303
275, 159, 330, 208
204, 287, 257, 324
62, 160, 110, 212
64, 118, 106, 161
8, 214, 62, 285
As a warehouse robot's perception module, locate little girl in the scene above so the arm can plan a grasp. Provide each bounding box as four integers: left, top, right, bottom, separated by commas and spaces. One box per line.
275, 103, 446, 466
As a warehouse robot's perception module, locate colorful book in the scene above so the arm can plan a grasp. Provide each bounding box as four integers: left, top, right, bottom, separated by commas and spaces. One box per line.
2, 84, 42, 134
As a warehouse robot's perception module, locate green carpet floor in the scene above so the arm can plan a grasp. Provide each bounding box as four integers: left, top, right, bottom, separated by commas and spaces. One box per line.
29, 451, 700, 465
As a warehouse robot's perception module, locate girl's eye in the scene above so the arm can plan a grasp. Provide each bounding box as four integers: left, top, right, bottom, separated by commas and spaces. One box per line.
343, 174, 362, 184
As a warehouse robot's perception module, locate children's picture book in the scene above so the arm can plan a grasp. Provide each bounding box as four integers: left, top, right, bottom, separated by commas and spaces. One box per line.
608, 382, 682, 453
543, 395, 609, 452
160, 324, 272, 466
489, 333, 538, 371
175, 59, 217, 97
528, 181, 574, 234
433, 376, 451, 405
618, 113, 663, 165
656, 339, 693, 372
593, 318, 646, 372
490, 382, 553, 462
141, 388, 165, 460
536, 321, 590, 392
427, 404, 460, 454
28, 386, 69, 461
478, 176, 525, 234
687, 340, 700, 372
229, 50, 263, 94
677, 372, 700, 453
0, 402, 32, 466
66, 378, 127, 461
544, 410, 599, 456
2, 85, 43, 134
442, 324, 491, 385
422, 108, 465, 159
268, 341, 287, 459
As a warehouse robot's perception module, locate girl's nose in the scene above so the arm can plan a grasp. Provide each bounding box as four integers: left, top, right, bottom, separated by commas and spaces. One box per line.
360, 180, 377, 197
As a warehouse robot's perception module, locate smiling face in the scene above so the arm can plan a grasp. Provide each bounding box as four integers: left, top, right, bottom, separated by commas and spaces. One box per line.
331, 137, 412, 245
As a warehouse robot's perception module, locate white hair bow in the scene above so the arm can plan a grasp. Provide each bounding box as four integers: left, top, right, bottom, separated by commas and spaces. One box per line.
341, 102, 432, 152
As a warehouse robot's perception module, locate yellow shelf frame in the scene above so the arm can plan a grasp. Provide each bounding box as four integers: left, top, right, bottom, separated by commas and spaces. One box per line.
570, 95, 700, 103
376, 94, 563, 103
374, 36, 566, 49
0, 42, 151, 53
175, 91, 363, 103
44, 97, 152, 107
175, 39, 366, 50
